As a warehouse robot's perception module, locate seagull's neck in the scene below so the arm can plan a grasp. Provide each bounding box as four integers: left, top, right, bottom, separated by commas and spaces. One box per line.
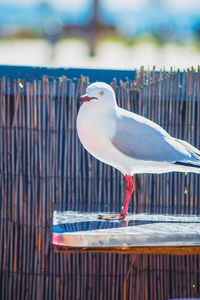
81, 102, 118, 117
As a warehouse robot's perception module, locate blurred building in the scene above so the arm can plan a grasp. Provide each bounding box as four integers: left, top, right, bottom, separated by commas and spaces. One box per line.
0, 0, 200, 68
1, 0, 200, 43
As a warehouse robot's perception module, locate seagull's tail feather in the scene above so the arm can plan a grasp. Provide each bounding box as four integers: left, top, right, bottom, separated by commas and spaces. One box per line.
173, 138, 200, 173
173, 161, 200, 174
175, 138, 200, 158
174, 161, 200, 168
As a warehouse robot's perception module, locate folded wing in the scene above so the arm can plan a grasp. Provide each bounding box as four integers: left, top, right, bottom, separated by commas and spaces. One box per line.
111, 109, 200, 168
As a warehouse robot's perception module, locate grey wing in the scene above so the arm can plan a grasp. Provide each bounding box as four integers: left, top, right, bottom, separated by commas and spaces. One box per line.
111, 112, 200, 164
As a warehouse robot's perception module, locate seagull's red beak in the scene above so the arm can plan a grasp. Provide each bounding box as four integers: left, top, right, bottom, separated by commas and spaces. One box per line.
80, 94, 97, 103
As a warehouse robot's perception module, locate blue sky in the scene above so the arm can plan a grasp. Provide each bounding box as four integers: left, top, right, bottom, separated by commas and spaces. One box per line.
1, 0, 200, 10
1, 0, 200, 33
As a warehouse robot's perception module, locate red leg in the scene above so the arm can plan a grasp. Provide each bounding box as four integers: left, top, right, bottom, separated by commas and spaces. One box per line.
98, 174, 134, 221
119, 175, 134, 219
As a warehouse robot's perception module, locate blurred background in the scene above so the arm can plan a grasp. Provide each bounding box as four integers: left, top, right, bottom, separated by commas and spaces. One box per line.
1, 0, 200, 70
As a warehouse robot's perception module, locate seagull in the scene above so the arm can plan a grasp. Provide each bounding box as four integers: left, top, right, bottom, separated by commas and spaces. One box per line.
76, 82, 200, 221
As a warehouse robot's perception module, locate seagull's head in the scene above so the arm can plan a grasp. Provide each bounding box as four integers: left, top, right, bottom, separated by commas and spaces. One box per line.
80, 82, 117, 109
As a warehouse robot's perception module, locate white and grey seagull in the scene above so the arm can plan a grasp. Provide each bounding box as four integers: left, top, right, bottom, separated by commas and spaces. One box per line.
76, 82, 200, 221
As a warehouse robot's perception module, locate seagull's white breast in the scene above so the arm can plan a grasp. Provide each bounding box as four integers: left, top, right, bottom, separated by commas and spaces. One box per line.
77, 104, 115, 161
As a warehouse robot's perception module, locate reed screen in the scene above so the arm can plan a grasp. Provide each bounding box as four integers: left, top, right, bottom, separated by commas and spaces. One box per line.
0, 69, 200, 299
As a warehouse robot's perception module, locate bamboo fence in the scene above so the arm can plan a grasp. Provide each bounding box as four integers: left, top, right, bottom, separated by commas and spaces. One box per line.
0, 68, 200, 299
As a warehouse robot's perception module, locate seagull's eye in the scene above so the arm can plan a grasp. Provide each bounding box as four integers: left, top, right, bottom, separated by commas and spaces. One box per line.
99, 90, 104, 96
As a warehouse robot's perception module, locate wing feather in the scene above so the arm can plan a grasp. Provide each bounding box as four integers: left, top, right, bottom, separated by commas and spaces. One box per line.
111, 109, 200, 165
